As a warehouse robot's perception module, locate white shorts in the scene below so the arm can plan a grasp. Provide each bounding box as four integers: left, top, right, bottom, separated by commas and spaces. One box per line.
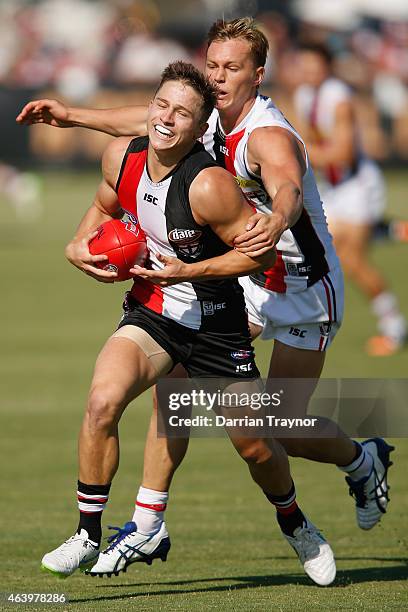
240, 265, 344, 352
319, 160, 386, 226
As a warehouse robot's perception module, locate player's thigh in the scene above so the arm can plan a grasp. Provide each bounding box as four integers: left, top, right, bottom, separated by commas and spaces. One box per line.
267, 339, 325, 413
91, 326, 173, 409
153, 362, 191, 429
153, 362, 188, 410
268, 339, 325, 379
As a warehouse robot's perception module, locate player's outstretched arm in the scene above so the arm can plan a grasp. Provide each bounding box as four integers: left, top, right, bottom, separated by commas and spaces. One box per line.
131, 168, 276, 286
65, 137, 133, 282
16, 99, 148, 137
234, 127, 304, 257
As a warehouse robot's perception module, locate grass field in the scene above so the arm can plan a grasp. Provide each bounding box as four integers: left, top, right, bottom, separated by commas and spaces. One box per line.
0, 169, 407, 611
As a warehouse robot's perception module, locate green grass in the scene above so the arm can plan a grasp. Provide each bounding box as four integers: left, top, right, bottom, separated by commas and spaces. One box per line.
0, 169, 407, 611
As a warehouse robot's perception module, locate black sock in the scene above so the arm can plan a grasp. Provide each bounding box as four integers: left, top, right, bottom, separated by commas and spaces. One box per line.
264, 482, 306, 537
77, 481, 111, 545
275, 505, 307, 537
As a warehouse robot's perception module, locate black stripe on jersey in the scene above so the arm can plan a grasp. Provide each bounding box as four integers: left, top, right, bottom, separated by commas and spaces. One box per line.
325, 274, 337, 322
212, 119, 227, 168
164, 143, 246, 311
290, 209, 329, 286
115, 136, 149, 192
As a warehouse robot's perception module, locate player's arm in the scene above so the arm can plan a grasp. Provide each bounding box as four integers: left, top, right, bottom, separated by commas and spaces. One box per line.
65, 137, 132, 282
131, 168, 276, 286
234, 127, 304, 256
16, 99, 148, 137
304, 100, 355, 168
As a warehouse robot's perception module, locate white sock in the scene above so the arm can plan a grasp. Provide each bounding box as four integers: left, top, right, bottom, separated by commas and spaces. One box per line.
132, 486, 168, 536
371, 292, 407, 342
338, 443, 373, 481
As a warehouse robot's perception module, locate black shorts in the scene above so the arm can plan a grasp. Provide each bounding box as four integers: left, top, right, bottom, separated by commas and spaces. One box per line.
118, 296, 260, 379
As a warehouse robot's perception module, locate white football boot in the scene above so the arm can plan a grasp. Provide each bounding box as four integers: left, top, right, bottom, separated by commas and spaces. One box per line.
346, 438, 394, 530
41, 529, 100, 578
87, 521, 170, 577
283, 518, 336, 586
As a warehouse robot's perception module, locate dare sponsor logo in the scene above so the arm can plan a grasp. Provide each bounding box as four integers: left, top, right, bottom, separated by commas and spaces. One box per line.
168, 228, 203, 258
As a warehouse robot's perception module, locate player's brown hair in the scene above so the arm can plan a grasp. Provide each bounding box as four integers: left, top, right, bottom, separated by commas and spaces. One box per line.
157, 61, 217, 123
207, 17, 269, 68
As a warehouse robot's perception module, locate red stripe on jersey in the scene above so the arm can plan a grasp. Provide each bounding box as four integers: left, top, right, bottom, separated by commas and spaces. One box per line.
318, 335, 325, 352
131, 277, 164, 315
224, 129, 246, 176
135, 501, 167, 512
117, 150, 147, 216
263, 249, 287, 293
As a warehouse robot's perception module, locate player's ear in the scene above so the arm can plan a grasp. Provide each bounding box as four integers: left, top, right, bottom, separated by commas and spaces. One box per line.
254, 66, 265, 88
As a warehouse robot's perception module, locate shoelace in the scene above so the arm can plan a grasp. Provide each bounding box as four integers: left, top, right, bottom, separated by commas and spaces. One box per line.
293, 526, 322, 559
60, 534, 82, 548
104, 522, 136, 553
348, 466, 390, 511
295, 527, 320, 552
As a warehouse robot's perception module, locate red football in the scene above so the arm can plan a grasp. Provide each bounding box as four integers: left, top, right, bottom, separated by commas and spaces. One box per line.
89, 211, 148, 281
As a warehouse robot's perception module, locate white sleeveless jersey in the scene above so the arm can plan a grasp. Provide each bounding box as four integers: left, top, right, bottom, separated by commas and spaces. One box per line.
294, 77, 360, 186
202, 94, 339, 294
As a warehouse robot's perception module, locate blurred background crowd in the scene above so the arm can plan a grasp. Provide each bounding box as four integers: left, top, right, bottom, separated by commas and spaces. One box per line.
2, 0, 408, 165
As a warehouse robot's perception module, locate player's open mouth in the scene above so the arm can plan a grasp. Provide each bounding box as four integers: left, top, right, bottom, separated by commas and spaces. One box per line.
154, 125, 174, 139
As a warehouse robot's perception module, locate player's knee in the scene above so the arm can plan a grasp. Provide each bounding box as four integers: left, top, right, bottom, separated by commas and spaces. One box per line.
237, 439, 272, 465
86, 386, 124, 432
279, 438, 304, 458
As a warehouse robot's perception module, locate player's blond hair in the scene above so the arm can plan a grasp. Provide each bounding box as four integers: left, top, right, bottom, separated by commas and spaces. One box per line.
207, 17, 269, 68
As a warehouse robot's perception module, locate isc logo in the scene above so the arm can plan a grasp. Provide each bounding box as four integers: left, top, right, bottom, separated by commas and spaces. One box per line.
220, 145, 229, 156
202, 301, 226, 316
144, 193, 158, 205
289, 327, 307, 338
235, 363, 253, 373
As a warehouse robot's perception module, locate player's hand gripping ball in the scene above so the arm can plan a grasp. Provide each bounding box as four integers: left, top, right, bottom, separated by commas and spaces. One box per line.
89, 211, 148, 281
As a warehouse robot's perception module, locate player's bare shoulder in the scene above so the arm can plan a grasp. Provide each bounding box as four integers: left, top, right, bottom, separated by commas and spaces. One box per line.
248, 126, 306, 172
102, 136, 134, 188
189, 166, 244, 225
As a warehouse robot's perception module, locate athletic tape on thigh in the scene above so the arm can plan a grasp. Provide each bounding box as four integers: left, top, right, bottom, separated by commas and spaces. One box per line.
111, 326, 173, 377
